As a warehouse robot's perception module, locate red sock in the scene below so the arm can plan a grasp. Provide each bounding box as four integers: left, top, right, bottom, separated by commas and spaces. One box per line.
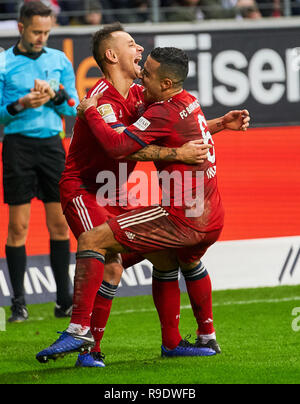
183, 263, 215, 336
152, 268, 182, 350
90, 281, 118, 353
70, 251, 105, 328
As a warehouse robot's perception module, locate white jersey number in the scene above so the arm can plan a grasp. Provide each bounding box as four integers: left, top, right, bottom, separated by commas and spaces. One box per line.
198, 114, 216, 164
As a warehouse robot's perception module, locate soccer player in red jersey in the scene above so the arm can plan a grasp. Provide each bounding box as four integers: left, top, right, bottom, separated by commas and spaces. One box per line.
36, 45, 250, 363
58, 25, 212, 367
75, 47, 249, 357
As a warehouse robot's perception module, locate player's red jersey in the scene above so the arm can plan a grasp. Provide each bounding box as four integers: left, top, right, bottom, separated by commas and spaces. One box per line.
59, 78, 146, 212
124, 90, 224, 233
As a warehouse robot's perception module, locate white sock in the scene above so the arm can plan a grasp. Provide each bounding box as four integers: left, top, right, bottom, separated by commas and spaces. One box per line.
66, 323, 90, 335
198, 332, 216, 344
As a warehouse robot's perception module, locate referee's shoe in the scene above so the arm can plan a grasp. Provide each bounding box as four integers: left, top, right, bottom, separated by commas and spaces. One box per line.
8, 297, 28, 323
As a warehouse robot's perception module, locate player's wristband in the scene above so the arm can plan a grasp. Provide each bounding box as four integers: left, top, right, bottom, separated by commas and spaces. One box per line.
7, 100, 25, 116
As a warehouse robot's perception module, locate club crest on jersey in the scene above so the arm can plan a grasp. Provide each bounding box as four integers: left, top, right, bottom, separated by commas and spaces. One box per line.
133, 116, 151, 131
135, 100, 145, 116
97, 104, 117, 123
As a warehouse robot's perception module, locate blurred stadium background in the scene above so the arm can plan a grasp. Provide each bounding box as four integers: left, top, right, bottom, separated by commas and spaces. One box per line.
0, 1, 300, 306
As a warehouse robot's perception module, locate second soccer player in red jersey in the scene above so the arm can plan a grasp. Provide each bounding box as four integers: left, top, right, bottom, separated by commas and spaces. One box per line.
36, 45, 250, 364
58, 25, 213, 367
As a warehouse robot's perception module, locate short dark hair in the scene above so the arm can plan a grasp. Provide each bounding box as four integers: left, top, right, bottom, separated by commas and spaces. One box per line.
150, 47, 189, 86
19, 1, 52, 24
92, 22, 124, 71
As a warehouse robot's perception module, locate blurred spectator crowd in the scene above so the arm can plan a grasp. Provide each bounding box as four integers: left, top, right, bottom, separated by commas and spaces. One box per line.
1, 0, 300, 27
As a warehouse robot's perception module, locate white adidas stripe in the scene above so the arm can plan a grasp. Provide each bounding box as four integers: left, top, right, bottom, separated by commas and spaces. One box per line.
91, 81, 106, 96
91, 81, 109, 97
99, 285, 117, 297
153, 269, 179, 280
117, 207, 164, 227
73, 197, 88, 232
78, 195, 93, 230
73, 196, 93, 232
90, 82, 104, 97
99, 85, 109, 94
117, 207, 168, 229
194, 265, 206, 276
119, 211, 169, 229
117, 206, 163, 224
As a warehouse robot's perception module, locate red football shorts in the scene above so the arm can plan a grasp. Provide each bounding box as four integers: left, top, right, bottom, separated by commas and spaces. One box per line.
63, 191, 144, 269
63, 192, 122, 239
107, 205, 223, 264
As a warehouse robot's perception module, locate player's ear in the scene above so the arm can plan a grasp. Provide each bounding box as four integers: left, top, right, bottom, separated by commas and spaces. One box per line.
161, 78, 173, 90
105, 48, 118, 64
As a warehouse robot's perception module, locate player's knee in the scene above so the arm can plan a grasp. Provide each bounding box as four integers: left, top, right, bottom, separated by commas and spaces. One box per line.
7, 221, 29, 244
49, 224, 69, 239
180, 259, 201, 272
78, 230, 93, 249
47, 217, 69, 239
106, 252, 122, 265
77, 229, 102, 252
103, 261, 123, 285
78, 224, 112, 253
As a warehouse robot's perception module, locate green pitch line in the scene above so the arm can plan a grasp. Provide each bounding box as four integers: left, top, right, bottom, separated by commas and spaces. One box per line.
0, 285, 299, 385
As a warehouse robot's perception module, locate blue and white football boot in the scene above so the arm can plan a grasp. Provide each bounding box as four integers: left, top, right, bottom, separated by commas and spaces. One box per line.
195, 337, 221, 354
75, 352, 106, 368
161, 338, 216, 357
36, 330, 94, 363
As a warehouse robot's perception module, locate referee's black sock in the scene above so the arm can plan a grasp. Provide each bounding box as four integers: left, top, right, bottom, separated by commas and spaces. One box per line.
5, 245, 27, 305
50, 239, 72, 308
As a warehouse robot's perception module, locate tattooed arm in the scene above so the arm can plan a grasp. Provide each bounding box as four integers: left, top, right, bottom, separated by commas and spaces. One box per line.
109, 125, 210, 164
128, 141, 211, 165
78, 95, 210, 163
208, 109, 250, 135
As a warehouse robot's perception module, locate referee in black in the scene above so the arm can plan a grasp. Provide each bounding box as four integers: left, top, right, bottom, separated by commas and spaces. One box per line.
0, 1, 79, 322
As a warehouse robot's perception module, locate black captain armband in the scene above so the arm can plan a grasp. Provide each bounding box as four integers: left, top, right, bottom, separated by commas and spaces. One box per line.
7, 100, 25, 116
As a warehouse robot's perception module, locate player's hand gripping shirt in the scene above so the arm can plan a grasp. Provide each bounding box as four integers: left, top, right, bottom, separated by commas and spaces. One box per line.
84, 90, 224, 233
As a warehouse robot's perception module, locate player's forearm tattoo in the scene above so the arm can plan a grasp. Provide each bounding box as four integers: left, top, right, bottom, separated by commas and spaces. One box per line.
207, 118, 224, 135
128, 145, 178, 162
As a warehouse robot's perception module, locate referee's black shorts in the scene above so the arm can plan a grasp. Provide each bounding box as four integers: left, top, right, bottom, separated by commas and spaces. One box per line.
2, 133, 66, 206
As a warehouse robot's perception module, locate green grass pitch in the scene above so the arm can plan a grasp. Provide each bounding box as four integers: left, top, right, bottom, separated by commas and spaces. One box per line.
0, 285, 299, 384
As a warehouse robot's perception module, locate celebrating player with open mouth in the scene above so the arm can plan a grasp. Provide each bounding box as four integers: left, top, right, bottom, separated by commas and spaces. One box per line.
36, 25, 250, 366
